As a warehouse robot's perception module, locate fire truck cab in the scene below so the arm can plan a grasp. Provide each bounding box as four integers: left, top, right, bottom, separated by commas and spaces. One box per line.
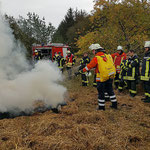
32, 43, 70, 61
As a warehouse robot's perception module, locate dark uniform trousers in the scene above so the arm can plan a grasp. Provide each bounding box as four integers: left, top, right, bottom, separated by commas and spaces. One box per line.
81, 72, 88, 86
118, 60, 128, 92
141, 51, 150, 101
127, 80, 137, 97
80, 56, 90, 86
94, 74, 110, 101
143, 81, 150, 100
126, 55, 139, 97
118, 80, 127, 92
97, 79, 117, 110
93, 74, 97, 87
114, 72, 120, 89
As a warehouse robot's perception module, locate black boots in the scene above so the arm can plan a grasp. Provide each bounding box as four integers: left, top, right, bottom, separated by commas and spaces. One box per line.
141, 97, 147, 101
97, 106, 105, 111
110, 102, 118, 109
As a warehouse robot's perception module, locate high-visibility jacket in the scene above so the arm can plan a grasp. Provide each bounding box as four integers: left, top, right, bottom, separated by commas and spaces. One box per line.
126, 55, 140, 81
53, 54, 59, 62
111, 52, 126, 73
66, 54, 75, 67
79, 56, 90, 70
119, 59, 128, 80
83, 52, 114, 82
34, 54, 41, 61
57, 55, 65, 69
141, 51, 150, 81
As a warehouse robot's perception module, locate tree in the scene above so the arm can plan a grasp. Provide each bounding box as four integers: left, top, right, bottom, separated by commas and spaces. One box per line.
52, 8, 90, 53
52, 8, 75, 44
5, 14, 38, 59
77, 0, 150, 56
17, 12, 55, 44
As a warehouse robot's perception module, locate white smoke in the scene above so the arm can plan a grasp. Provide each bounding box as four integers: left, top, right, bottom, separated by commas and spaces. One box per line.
0, 10, 67, 115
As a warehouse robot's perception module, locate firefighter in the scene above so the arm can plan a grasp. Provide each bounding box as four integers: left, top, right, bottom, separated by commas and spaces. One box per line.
57, 52, 65, 72
126, 50, 140, 97
93, 63, 110, 101
111, 46, 127, 89
141, 41, 150, 103
79, 52, 90, 86
34, 49, 41, 63
66, 51, 75, 79
53, 52, 59, 62
75, 44, 117, 110
118, 55, 130, 92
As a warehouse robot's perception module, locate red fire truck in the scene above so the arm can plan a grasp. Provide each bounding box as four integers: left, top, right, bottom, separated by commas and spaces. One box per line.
32, 43, 70, 61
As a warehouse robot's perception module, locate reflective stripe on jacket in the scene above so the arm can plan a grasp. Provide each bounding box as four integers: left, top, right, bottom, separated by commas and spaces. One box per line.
57, 56, 65, 69
79, 56, 90, 70
141, 51, 150, 81
126, 55, 140, 81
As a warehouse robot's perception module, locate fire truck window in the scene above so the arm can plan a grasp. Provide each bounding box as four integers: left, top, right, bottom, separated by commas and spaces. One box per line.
39, 49, 52, 60
41, 49, 49, 54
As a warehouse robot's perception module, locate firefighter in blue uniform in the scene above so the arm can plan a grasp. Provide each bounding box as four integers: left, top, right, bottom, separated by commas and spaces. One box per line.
141, 41, 150, 102
79, 52, 90, 86
53, 52, 59, 62
118, 55, 130, 92
57, 52, 65, 72
34, 49, 41, 63
126, 50, 140, 97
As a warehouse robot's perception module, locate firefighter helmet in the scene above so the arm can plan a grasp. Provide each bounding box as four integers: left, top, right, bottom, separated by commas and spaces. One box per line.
34, 49, 38, 53
117, 46, 123, 51
144, 41, 150, 48
89, 44, 103, 50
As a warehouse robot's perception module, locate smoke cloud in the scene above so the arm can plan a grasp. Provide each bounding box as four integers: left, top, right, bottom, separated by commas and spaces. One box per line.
0, 9, 67, 116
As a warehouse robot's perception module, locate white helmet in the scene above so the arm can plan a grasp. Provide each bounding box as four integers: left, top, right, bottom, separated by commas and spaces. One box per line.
34, 49, 38, 53
89, 43, 103, 50
67, 50, 71, 54
117, 46, 123, 51
144, 41, 150, 48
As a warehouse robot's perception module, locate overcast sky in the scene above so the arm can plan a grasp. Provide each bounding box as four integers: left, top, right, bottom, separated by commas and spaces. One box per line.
0, 0, 94, 28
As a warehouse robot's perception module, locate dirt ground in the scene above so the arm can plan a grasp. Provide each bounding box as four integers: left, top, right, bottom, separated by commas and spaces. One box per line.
0, 75, 150, 150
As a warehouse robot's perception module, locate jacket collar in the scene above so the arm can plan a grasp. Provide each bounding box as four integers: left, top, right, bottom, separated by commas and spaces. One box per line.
95, 52, 105, 56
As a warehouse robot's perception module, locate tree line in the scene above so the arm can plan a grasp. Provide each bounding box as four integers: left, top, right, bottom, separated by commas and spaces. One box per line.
4, 0, 150, 58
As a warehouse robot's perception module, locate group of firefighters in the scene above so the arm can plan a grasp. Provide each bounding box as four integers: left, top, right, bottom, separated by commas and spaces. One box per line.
34, 49, 76, 79
75, 41, 150, 110
34, 41, 150, 111
53, 51, 75, 78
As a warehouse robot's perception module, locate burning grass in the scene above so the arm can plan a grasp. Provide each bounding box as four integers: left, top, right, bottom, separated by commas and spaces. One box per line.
0, 77, 150, 150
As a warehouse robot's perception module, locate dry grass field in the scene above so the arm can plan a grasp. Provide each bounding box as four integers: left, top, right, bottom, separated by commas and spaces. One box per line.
0, 75, 150, 150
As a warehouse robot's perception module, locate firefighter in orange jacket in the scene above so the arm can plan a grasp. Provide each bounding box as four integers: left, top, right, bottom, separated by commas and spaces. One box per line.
111, 46, 127, 89
75, 44, 117, 110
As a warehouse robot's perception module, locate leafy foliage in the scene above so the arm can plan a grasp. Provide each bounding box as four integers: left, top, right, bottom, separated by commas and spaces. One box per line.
5, 13, 55, 59
5, 15, 38, 58
17, 12, 55, 44
52, 8, 90, 53
77, 0, 150, 57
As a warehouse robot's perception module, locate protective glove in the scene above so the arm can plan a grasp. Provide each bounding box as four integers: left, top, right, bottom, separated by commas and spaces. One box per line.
74, 70, 82, 76
75, 72, 80, 76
